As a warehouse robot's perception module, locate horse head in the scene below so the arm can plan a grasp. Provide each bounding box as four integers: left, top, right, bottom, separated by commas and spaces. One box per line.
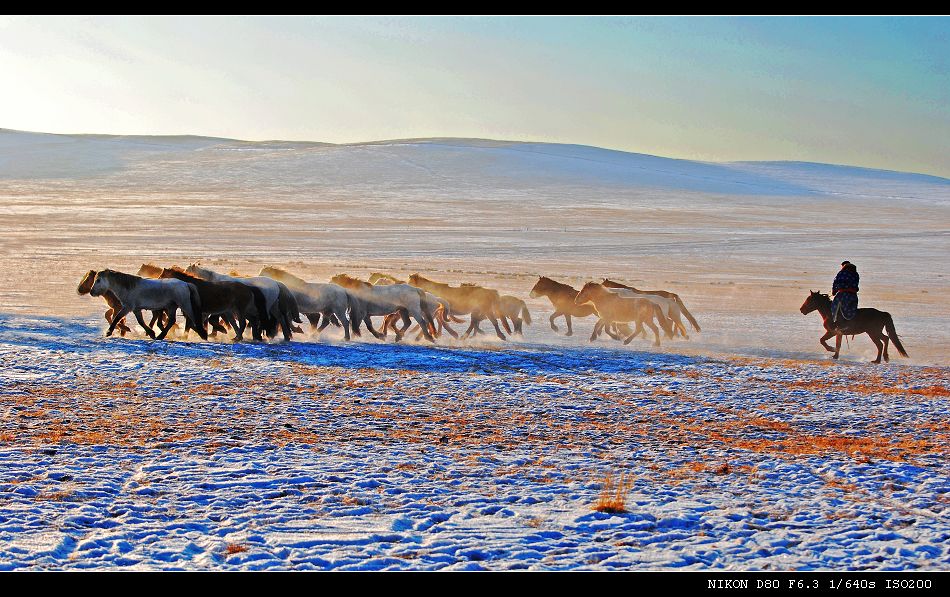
575, 281, 598, 305
88, 270, 111, 297
800, 290, 823, 315
77, 270, 98, 295
529, 276, 551, 298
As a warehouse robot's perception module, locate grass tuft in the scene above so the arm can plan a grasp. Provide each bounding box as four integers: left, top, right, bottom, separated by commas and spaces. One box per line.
593, 473, 630, 514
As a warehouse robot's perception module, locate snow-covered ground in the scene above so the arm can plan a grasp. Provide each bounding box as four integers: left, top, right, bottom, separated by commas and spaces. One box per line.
0, 315, 947, 570
0, 129, 948, 569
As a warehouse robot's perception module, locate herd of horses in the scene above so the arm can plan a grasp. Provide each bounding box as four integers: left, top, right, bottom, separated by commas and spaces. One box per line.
76, 265, 700, 348
76, 264, 908, 362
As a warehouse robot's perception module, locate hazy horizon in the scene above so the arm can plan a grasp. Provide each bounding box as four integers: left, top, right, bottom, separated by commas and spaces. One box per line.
1, 16, 947, 177
4, 125, 949, 182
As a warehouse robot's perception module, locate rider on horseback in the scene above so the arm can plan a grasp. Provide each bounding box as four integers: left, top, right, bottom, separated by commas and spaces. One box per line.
831, 261, 859, 329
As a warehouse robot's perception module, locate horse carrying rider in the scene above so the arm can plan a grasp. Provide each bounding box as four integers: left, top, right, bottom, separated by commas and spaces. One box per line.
831, 261, 859, 327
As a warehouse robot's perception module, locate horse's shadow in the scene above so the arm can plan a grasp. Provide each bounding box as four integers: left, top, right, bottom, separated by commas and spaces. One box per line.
0, 314, 701, 377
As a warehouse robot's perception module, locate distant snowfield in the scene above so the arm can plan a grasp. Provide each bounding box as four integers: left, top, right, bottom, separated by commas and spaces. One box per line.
0, 129, 948, 569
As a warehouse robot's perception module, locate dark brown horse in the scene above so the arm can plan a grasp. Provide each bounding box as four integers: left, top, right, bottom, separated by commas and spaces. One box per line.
529, 276, 598, 336
800, 291, 908, 363
159, 268, 269, 342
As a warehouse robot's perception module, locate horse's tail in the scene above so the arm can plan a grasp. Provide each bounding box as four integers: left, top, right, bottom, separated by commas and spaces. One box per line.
186, 284, 208, 340
653, 303, 674, 339
416, 289, 438, 335
281, 284, 303, 324
520, 301, 532, 326
250, 287, 270, 329
675, 296, 701, 332
884, 313, 908, 358
346, 292, 362, 334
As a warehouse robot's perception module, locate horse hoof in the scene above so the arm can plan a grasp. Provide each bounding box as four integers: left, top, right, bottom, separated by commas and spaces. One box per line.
565, 331, 573, 337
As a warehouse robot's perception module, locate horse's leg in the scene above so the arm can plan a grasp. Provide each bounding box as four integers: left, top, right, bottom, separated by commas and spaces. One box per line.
565, 315, 574, 337
208, 315, 228, 336
832, 332, 842, 360
442, 321, 459, 339
280, 311, 293, 341
882, 334, 890, 363
156, 310, 176, 340
645, 319, 661, 347
461, 316, 478, 340
512, 317, 523, 335
869, 331, 883, 364
485, 315, 506, 341
334, 307, 351, 341
363, 315, 385, 340
131, 309, 148, 336
393, 311, 412, 342
410, 308, 436, 343
549, 311, 561, 332
133, 310, 156, 339
306, 313, 322, 331
604, 322, 624, 341
623, 321, 644, 345
105, 307, 131, 337
380, 313, 395, 338
106, 307, 132, 336
589, 319, 604, 342
819, 330, 836, 352
223, 313, 242, 342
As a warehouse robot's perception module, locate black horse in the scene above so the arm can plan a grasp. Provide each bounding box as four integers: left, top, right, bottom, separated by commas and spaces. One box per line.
800, 291, 908, 363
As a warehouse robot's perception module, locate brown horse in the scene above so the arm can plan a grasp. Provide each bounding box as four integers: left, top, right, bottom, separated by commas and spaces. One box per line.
408, 274, 511, 340
602, 278, 700, 333
575, 282, 662, 346
528, 276, 599, 336
800, 291, 908, 363
462, 288, 532, 336
332, 274, 436, 342
159, 268, 269, 342
78, 270, 132, 336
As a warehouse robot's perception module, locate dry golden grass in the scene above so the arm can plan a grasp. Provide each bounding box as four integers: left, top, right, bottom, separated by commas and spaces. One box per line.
224, 543, 248, 555
36, 490, 76, 501
341, 495, 371, 507
593, 473, 630, 514
525, 517, 544, 528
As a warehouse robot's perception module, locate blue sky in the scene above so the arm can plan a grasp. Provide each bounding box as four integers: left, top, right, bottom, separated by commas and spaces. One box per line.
1, 16, 947, 176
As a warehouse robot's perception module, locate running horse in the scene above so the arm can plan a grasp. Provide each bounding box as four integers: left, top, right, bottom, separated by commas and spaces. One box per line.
799, 291, 908, 363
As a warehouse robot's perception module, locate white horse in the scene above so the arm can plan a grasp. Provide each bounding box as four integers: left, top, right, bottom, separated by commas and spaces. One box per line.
89, 269, 207, 340
606, 287, 689, 338
259, 266, 352, 340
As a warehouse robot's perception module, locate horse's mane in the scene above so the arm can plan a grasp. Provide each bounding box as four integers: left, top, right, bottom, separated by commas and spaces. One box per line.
162, 268, 203, 283
332, 273, 371, 288
370, 272, 402, 283
101, 269, 142, 291
536, 276, 577, 293
263, 266, 307, 285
